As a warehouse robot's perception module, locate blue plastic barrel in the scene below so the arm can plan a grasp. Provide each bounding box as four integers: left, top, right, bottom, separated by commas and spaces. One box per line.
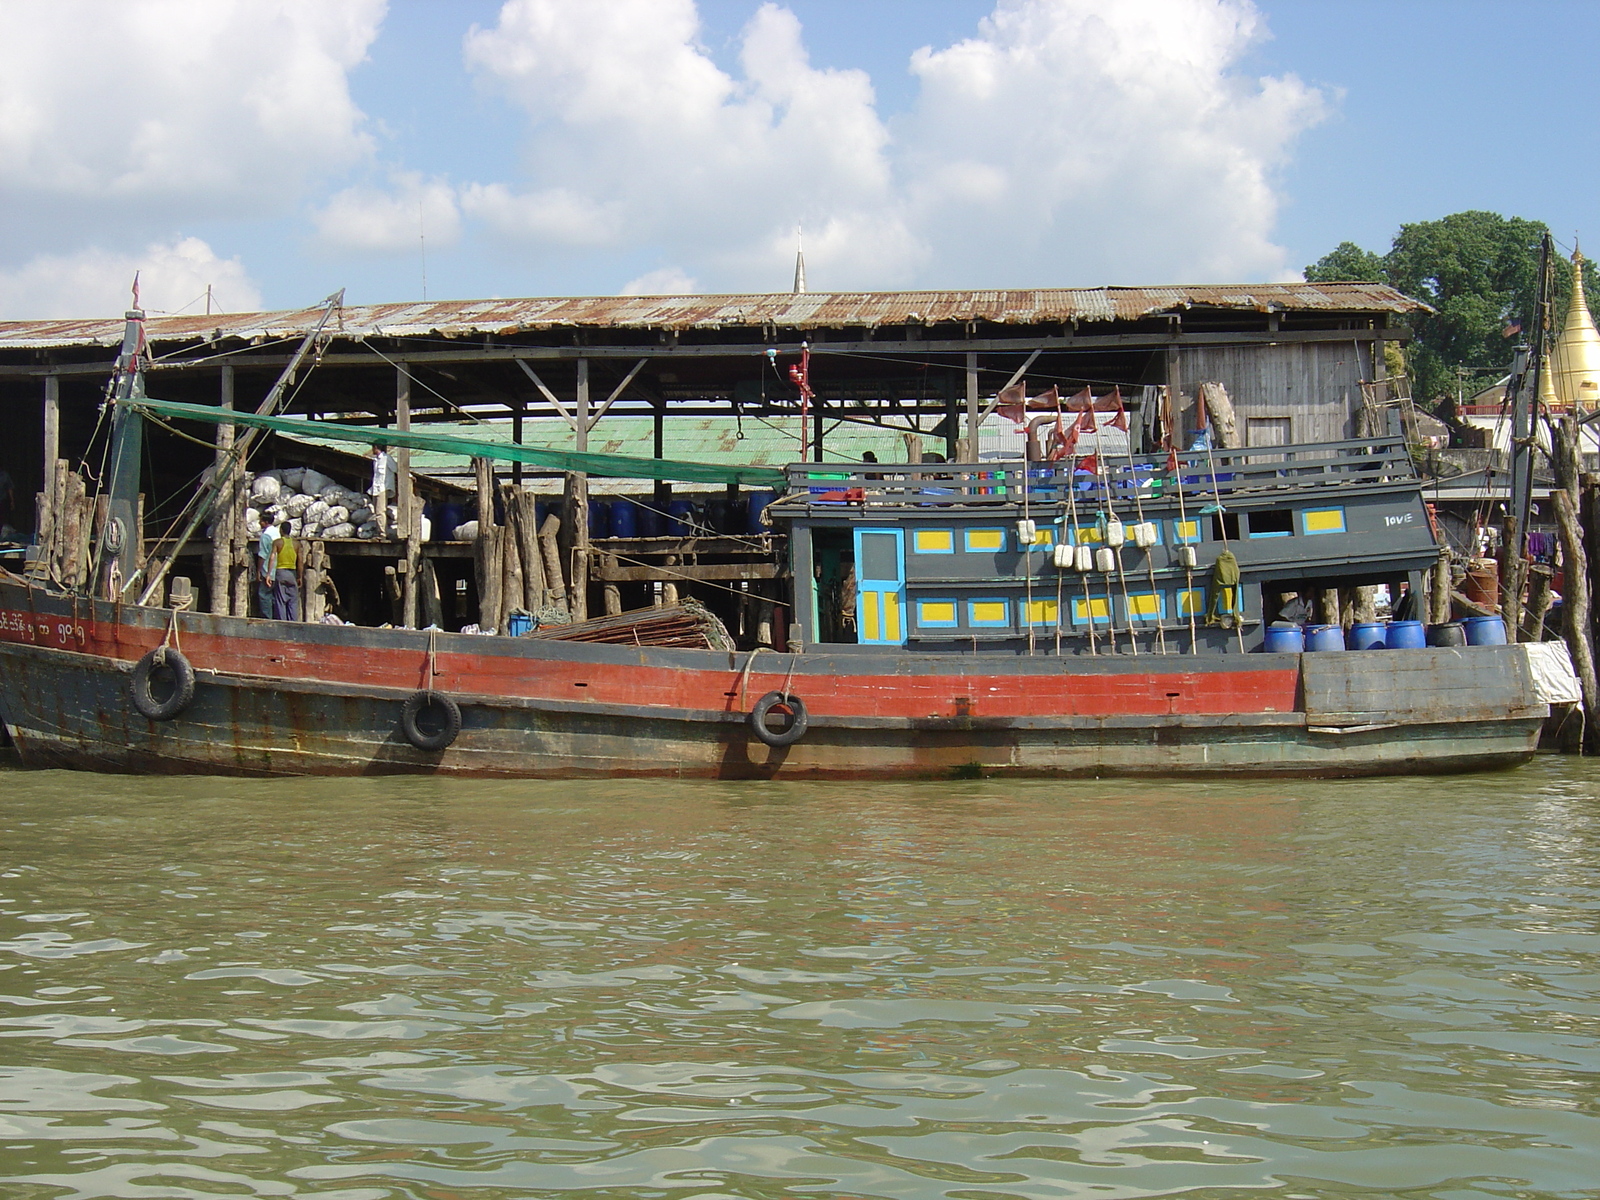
1262, 625, 1305, 653
667, 499, 696, 536
1305, 624, 1344, 652
1347, 621, 1387, 650
638, 503, 663, 538
1385, 619, 1427, 649
609, 499, 638, 539
588, 499, 609, 537
434, 502, 463, 542
747, 489, 778, 533
1463, 614, 1508, 646
506, 613, 533, 637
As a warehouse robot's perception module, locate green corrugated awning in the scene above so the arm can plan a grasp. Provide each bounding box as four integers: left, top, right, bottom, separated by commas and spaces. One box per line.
126, 396, 790, 488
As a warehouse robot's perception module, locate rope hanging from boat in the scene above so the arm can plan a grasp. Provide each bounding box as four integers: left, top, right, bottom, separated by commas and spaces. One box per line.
1109, 387, 1168, 655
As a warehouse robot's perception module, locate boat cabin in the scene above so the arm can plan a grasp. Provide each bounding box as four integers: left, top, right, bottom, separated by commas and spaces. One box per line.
771, 432, 1440, 654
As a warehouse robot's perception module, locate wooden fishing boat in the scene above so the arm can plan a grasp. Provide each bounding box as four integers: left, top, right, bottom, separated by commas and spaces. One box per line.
0, 306, 1558, 778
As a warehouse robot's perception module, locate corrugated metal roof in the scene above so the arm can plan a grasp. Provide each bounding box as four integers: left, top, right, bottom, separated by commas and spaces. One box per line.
0, 283, 1425, 351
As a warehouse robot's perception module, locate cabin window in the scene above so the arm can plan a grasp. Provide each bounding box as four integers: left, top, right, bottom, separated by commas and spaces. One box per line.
1246, 510, 1294, 538
1070, 595, 1113, 626
967, 599, 1011, 627
964, 528, 1007, 552
916, 599, 958, 628
1066, 524, 1103, 545
1301, 507, 1346, 535
1122, 592, 1166, 621
912, 529, 955, 554
1210, 512, 1240, 541
1023, 526, 1055, 550
858, 532, 900, 582
1169, 518, 1203, 545
1176, 588, 1206, 617
1023, 598, 1059, 626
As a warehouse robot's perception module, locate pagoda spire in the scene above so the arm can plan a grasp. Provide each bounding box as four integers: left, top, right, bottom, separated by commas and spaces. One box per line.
793, 226, 806, 294
1552, 244, 1600, 410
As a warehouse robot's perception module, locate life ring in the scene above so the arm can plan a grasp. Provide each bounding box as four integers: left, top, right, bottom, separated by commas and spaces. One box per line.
749, 691, 808, 747
130, 647, 196, 721
400, 690, 461, 752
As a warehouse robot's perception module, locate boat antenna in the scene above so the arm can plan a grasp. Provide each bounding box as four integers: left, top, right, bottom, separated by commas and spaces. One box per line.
132, 289, 346, 606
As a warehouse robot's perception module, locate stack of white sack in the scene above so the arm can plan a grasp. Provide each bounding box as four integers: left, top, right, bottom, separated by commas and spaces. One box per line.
239, 467, 388, 541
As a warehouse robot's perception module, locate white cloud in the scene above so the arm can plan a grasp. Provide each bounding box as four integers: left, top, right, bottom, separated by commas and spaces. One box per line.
898, 0, 1326, 283
461, 0, 916, 288
453, 0, 1323, 291
0, 0, 383, 213
314, 172, 462, 254
0, 238, 263, 320
621, 267, 699, 296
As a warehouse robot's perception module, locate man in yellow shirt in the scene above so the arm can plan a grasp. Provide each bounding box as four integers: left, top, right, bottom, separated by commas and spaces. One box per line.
272, 520, 301, 621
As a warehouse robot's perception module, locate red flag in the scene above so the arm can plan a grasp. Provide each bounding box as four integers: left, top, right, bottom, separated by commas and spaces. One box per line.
1048, 416, 1078, 461
1166, 448, 1180, 474
1107, 386, 1129, 432
1077, 453, 1099, 475
1075, 405, 1098, 434
996, 381, 1027, 426
1033, 384, 1059, 410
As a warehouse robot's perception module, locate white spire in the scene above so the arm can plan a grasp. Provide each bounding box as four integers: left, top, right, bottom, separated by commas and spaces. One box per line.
793, 225, 806, 294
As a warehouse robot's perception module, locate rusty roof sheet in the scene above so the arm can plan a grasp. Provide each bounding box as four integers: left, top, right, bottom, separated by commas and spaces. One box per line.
0, 283, 1425, 350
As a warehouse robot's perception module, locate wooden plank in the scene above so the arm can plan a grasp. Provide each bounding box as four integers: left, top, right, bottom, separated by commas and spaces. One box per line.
594, 560, 778, 583
0, 328, 1414, 379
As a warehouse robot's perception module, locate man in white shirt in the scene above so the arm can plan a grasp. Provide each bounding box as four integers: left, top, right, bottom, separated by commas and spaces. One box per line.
255, 523, 279, 617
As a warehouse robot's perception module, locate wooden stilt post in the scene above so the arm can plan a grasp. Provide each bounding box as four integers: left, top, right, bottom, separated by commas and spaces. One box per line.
567, 356, 591, 621
513, 490, 545, 612
209, 364, 235, 615
419, 556, 444, 629
1499, 513, 1524, 640
538, 513, 566, 608
473, 457, 503, 633
1554, 488, 1600, 751
499, 484, 523, 624
396, 365, 420, 628
965, 351, 979, 461
1429, 549, 1452, 625
41, 375, 59, 543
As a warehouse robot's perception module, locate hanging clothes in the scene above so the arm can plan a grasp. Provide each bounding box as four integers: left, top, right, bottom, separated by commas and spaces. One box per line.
1206, 550, 1240, 625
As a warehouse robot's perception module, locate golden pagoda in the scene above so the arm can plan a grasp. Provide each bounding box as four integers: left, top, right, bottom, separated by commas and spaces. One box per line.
1551, 247, 1600, 411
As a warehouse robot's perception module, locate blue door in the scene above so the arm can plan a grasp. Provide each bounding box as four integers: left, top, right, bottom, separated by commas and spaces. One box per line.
854, 528, 906, 646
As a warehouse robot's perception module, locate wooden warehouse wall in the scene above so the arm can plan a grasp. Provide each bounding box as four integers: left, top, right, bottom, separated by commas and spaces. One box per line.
1179, 340, 1375, 446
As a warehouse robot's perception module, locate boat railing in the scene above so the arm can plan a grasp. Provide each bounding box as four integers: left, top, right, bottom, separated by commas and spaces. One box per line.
778, 434, 1416, 508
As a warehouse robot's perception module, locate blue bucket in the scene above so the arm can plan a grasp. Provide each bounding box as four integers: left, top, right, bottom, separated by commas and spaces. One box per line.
608, 499, 638, 539
1305, 624, 1345, 652
1463, 614, 1508, 646
1262, 624, 1305, 653
1347, 621, 1387, 650
506, 613, 533, 637
1385, 619, 1427, 649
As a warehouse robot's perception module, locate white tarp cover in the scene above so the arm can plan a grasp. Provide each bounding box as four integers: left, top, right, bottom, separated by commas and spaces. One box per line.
1522, 641, 1583, 704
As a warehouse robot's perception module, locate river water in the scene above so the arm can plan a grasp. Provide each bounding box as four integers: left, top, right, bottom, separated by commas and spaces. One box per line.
2, 761, 1598, 1200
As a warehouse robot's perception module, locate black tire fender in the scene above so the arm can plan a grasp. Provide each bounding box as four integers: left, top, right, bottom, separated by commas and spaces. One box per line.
400, 690, 461, 752
749, 691, 808, 747
130, 647, 196, 721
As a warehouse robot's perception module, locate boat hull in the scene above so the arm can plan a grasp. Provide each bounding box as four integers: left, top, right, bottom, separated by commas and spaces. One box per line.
0, 584, 1546, 779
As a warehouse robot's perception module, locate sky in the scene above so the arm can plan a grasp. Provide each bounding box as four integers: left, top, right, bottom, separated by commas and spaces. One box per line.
0, 0, 1595, 320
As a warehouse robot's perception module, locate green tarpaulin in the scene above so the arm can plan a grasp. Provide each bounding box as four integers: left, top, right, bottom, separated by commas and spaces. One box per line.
125, 396, 790, 488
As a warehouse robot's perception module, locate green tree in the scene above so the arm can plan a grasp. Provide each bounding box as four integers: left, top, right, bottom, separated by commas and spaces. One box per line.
1304, 241, 1385, 283
1305, 211, 1600, 404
